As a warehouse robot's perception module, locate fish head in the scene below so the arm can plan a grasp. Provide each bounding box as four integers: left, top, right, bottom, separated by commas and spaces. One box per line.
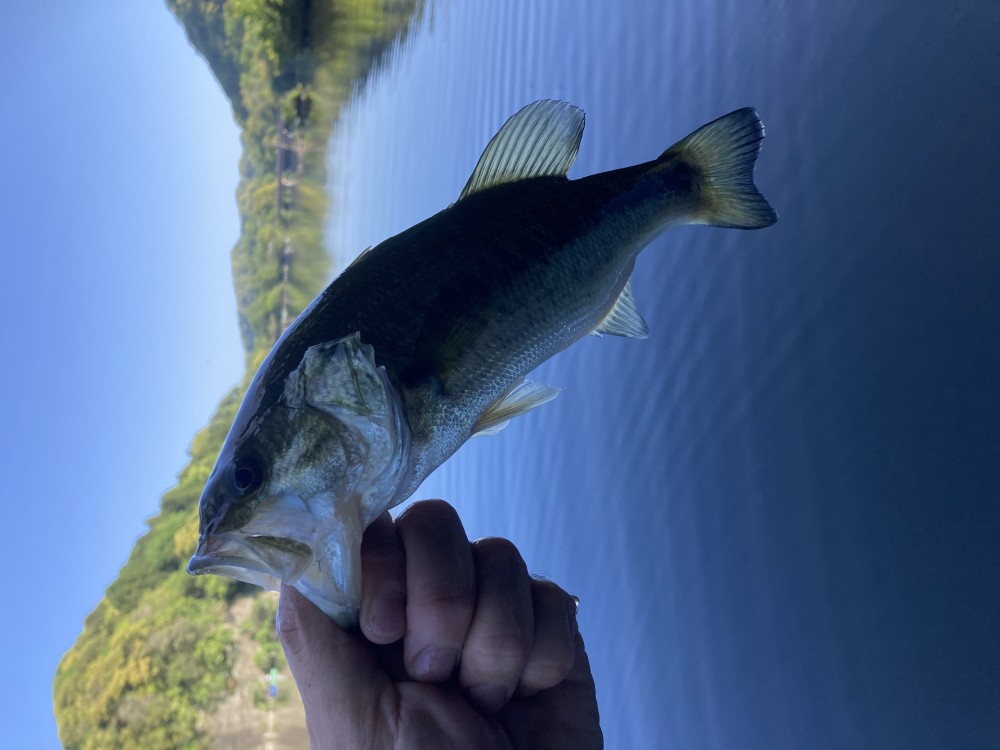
188, 333, 411, 626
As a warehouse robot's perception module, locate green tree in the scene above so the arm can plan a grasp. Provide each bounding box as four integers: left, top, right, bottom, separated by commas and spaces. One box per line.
54, 1, 425, 745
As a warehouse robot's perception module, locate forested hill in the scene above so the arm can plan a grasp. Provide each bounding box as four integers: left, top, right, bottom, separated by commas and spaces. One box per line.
53, 2, 423, 747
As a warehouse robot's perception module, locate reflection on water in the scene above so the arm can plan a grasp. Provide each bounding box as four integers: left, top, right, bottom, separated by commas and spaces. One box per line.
327, 1, 1000, 747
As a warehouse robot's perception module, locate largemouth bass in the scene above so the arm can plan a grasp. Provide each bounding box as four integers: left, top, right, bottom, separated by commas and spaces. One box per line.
188, 101, 777, 625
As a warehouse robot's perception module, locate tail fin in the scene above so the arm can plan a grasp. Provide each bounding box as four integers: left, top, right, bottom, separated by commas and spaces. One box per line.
662, 108, 778, 229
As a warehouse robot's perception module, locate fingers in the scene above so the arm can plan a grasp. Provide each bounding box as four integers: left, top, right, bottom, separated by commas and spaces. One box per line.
360, 512, 406, 644
277, 585, 392, 747
458, 538, 534, 712
356, 500, 580, 714
517, 579, 578, 695
500, 633, 603, 750
396, 500, 476, 681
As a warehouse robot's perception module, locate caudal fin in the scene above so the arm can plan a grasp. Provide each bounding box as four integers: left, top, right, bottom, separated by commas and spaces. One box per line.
662, 108, 778, 229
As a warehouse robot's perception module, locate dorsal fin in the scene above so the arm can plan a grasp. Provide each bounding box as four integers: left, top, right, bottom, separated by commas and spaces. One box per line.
591, 281, 649, 339
459, 100, 585, 200
471, 379, 561, 437
346, 245, 374, 269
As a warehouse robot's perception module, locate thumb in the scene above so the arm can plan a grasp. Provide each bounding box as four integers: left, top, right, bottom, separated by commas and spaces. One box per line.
277, 584, 392, 746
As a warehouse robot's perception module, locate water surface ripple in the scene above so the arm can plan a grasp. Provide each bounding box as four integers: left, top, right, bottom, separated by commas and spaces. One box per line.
326, 2, 1000, 747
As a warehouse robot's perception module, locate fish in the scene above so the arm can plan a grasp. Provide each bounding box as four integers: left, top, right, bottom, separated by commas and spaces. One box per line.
187, 100, 777, 625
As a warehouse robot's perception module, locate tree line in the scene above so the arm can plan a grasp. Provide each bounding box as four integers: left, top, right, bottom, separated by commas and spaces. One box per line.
53, 1, 423, 747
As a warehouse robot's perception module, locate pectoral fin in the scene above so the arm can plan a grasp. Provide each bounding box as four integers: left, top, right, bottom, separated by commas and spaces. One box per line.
472, 379, 561, 437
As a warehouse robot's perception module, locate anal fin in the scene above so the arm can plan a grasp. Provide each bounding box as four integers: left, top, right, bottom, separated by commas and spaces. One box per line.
472, 379, 561, 437
591, 281, 649, 339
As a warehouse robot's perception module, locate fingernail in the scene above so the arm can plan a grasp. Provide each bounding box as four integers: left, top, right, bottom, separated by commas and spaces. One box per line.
412, 646, 457, 680
468, 683, 508, 713
368, 593, 406, 642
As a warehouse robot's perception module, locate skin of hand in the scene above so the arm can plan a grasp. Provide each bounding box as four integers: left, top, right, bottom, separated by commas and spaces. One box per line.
276, 499, 603, 750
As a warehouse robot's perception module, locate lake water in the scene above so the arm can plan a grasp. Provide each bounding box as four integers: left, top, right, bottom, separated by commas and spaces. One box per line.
326, 1, 1000, 747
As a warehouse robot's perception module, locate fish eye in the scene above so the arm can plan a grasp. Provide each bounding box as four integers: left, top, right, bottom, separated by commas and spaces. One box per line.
231, 454, 264, 497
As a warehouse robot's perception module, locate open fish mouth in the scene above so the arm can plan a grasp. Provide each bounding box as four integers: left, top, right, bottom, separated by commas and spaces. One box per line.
187, 532, 313, 590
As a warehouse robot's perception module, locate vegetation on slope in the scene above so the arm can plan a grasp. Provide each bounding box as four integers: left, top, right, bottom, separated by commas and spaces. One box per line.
53, 1, 423, 747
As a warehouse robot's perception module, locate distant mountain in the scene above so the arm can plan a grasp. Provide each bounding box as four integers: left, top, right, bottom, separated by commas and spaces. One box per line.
53, 2, 423, 747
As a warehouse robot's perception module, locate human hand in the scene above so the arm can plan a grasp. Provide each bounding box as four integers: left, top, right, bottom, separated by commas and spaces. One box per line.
277, 499, 603, 749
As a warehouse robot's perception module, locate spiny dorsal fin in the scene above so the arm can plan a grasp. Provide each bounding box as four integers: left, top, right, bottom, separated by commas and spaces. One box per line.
591, 281, 649, 339
459, 100, 585, 200
346, 245, 374, 269
471, 379, 561, 437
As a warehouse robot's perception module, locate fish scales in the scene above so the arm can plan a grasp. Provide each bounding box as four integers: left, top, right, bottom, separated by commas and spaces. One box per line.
188, 101, 777, 624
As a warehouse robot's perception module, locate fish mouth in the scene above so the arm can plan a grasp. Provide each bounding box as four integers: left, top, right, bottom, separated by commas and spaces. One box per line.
187, 531, 313, 590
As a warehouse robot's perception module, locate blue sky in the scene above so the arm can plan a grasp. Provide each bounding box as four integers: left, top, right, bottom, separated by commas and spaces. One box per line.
0, 3, 244, 746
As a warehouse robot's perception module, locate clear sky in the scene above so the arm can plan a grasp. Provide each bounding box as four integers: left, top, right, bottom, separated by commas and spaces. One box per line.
0, 3, 244, 746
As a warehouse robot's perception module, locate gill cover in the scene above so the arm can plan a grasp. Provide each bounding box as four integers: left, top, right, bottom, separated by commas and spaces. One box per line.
280, 333, 412, 624
190, 333, 411, 627
281, 332, 411, 520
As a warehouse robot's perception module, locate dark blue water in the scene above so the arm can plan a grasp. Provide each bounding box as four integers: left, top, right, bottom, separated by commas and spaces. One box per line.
327, 1, 1000, 747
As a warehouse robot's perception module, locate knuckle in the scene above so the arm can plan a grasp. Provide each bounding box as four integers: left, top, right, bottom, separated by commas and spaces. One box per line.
360, 515, 400, 557
467, 631, 530, 675
552, 636, 578, 674
399, 498, 456, 526
361, 534, 405, 564
482, 629, 531, 658
415, 580, 475, 610
531, 578, 566, 598
530, 579, 572, 610
522, 644, 575, 689
474, 537, 525, 570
